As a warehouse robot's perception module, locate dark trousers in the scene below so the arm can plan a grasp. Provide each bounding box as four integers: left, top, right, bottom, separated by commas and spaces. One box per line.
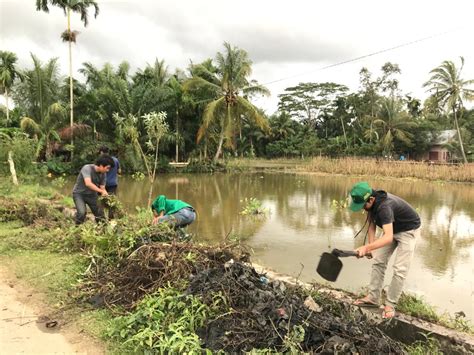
73, 193, 104, 224
106, 185, 117, 194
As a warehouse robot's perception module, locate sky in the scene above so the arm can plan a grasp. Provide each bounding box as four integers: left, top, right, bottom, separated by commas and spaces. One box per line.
1, 0, 474, 114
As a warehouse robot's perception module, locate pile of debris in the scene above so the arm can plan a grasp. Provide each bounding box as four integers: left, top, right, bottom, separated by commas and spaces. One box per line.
85, 241, 404, 353
188, 261, 404, 353
83, 242, 249, 309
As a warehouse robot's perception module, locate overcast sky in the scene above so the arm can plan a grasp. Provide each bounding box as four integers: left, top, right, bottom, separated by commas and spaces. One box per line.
1, 0, 473, 114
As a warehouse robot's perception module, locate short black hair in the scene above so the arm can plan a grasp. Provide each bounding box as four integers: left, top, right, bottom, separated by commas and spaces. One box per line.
96, 154, 115, 168
99, 146, 110, 154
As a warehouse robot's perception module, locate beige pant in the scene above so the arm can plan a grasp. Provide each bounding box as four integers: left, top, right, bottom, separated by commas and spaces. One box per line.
368, 227, 420, 308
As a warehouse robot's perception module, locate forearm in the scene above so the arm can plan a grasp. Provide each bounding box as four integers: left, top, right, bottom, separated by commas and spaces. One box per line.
85, 182, 103, 193
367, 222, 376, 244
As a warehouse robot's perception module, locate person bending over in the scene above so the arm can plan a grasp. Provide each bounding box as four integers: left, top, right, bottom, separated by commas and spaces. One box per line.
349, 181, 421, 319
72, 155, 115, 224
151, 195, 196, 228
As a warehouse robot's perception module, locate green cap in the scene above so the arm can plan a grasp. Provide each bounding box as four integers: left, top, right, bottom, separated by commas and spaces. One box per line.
349, 182, 372, 211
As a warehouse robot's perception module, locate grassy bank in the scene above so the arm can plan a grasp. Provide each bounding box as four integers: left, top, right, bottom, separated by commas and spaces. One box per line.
398, 294, 473, 333
228, 157, 474, 183
0, 179, 471, 353
0, 220, 114, 347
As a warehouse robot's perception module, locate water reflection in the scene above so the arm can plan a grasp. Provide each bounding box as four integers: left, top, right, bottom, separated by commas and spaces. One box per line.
59, 173, 474, 320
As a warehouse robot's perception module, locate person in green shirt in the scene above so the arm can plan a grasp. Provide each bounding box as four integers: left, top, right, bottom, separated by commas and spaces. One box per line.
151, 195, 196, 228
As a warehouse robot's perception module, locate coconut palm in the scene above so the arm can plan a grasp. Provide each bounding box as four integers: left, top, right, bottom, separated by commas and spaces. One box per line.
185, 42, 270, 161
0, 51, 23, 125
270, 113, 295, 139
12, 54, 65, 158
424, 57, 474, 163
36, 0, 99, 148
373, 98, 415, 156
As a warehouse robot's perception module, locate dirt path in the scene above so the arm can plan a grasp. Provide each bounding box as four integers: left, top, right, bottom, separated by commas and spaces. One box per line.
0, 268, 104, 354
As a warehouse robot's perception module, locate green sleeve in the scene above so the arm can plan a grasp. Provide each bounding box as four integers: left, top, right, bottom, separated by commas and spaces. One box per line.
151, 195, 166, 213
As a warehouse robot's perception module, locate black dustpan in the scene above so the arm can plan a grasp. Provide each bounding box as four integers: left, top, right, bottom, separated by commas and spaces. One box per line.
316, 248, 359, 282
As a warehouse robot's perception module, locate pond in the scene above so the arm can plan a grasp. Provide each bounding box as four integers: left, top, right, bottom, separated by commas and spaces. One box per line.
59, 172, 474, 321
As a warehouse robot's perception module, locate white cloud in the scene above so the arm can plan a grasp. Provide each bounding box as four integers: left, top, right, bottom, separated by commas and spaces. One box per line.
1, 0, 474, 113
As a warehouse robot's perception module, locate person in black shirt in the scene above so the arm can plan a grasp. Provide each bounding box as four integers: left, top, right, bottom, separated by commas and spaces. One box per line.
349, 181, 421, 319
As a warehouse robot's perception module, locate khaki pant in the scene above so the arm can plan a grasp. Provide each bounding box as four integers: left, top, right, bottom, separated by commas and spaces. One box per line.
368, 227, 420, 308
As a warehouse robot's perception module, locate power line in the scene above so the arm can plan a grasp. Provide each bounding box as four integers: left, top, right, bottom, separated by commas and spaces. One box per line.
260, 28, 461, 87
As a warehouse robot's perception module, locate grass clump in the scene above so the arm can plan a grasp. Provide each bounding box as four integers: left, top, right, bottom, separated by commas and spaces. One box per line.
240, 197, 268, 216
398, 293, 440, 323
405, 334, 442, 355
439, 314, 473, 334
398, 293, 473, 334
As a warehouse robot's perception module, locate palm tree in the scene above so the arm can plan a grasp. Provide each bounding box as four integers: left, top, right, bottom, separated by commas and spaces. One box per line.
373, 98, 415, 156
424, 57, 474, 163
21, 102, 66, 158
270, 113, 295, 139
13, 54, 62, 123
0, 51, 23, 125
79, 61, 133, 126
166, 75, 190, 162
185, 42, 270, 161
36, 0, 99, 149
13, 54, 66, 158
132, 59, 170, 115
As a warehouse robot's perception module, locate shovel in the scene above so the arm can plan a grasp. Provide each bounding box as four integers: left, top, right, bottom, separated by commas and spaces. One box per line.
316, 248, 359, 282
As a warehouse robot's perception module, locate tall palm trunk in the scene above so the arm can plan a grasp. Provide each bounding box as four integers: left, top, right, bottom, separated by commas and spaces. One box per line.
5, 87, 9, 124
453, 108, 468, 163
175, 108, 179, 162
67, 8, 74, 151
369, 96, 375, 143
340, 116, 348, 149
214, 129, 225, 162
214, 114, 226, 162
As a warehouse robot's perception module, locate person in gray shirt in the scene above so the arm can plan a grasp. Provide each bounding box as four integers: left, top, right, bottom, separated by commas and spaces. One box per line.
72, 155, 115, 224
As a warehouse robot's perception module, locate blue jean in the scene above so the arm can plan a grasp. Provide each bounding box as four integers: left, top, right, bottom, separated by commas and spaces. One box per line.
158, 207, 196, 228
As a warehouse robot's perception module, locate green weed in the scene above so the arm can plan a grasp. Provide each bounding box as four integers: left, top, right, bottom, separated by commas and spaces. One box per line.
331, 197, 349, 209
405, 333, 442, 355
131, 171, 145, 181
108, 286, 222, 353
240, 197, 268, 216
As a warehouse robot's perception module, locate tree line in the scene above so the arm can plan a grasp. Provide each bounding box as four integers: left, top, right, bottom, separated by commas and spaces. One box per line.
1, 1, 473, 176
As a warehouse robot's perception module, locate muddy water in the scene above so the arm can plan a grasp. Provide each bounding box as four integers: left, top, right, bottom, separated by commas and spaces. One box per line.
60, 173, 474, 320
